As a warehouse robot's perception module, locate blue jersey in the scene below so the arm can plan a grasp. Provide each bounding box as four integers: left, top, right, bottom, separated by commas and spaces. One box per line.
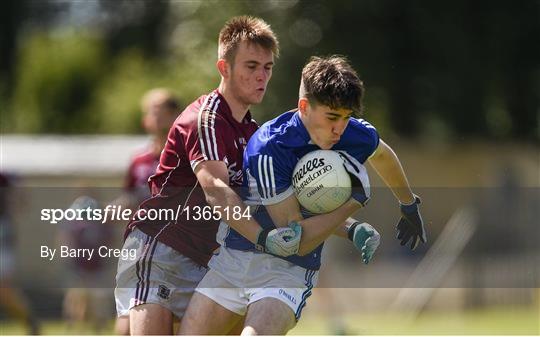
222, 110, 379, 270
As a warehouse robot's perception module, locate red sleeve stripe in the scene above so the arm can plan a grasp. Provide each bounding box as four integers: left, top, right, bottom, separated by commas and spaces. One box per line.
197, 92, 221, 161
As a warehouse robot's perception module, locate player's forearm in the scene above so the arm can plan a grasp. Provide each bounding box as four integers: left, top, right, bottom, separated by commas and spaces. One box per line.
297, 200, 361, 255
226, 215, 262, 245
196, 162, 264, 245
332, 217, 357, 238
368, 141, 414, 204
204, 186, 260, 244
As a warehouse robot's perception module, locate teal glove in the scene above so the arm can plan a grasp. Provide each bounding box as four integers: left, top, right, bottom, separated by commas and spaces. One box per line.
288, 221, 303, 240
255, 222, 302, 257
347, 222, 380, 264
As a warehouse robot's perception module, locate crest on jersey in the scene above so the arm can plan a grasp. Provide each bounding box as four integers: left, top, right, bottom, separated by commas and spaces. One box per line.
157, 284, 171, 300
227, 162, 243, 185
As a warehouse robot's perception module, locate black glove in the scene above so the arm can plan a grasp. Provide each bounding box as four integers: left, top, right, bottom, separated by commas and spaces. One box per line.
396, 195, 427, 250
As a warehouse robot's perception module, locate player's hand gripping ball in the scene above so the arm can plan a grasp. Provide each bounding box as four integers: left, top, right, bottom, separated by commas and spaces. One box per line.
292, 150, 352, 213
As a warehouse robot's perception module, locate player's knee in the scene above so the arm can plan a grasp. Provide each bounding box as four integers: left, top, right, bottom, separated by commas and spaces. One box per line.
242, 319, 295, 336
130, 304, 173, 335
244, 299, 295, 335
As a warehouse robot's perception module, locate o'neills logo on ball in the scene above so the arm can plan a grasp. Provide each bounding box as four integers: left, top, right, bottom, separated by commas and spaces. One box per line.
292, 157, 326, 186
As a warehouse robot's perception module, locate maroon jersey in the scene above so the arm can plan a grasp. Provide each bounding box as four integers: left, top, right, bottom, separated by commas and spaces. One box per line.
124, 148, 160, 202
125, 149, 159, 191
127, 90, 258, 267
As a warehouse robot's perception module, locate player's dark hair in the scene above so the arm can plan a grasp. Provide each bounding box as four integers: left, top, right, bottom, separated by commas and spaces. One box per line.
300, 55, 364, 115
163, 96, 180, 113
219, 16, 279, 65
141, 88, 180, 115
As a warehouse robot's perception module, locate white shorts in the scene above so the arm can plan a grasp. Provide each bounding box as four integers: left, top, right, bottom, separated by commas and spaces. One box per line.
114, 228, 208, 319
196, 246, 318, 321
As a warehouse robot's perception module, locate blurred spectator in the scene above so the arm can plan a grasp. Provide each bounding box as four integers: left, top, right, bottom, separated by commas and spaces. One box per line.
114, 88, 181, 335
114, 88, 182, 211
58, 195, 113, 334
0, 172, 40, 335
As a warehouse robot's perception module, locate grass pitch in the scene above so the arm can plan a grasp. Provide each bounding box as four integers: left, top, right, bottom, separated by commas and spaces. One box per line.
290, 306, 539, 335
0, 306, 538, 335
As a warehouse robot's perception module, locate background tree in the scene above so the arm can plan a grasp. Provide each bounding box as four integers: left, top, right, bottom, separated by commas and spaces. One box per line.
1, 0, 538, 140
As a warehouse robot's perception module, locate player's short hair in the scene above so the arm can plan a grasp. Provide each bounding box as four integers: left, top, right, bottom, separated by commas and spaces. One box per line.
300, 55, 364, 115
218, 16, 279, 65
141, 88, 180, 114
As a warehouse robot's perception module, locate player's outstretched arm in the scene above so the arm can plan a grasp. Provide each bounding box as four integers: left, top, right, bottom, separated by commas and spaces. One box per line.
194, 161, 301, 256
367, 139, 415, 204
367, 139, 427, 250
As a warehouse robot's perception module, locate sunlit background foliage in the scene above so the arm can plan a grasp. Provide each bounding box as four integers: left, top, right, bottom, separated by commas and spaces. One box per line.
1, 0, 538, 140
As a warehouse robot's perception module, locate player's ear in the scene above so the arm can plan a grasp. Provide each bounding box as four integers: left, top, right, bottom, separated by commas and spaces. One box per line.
217, 59, 230, 78
298, 98, 309, 117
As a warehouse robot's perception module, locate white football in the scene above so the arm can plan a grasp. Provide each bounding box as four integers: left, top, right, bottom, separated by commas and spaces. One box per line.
292, 150, 351, 214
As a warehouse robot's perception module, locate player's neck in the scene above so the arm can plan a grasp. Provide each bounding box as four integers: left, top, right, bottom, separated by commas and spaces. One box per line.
218, 83, 249, 123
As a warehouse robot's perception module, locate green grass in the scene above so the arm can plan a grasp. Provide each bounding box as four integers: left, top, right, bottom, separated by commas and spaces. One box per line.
1, 306, 538, 335
0, 320, 116, 336
291, 306, 539, 335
